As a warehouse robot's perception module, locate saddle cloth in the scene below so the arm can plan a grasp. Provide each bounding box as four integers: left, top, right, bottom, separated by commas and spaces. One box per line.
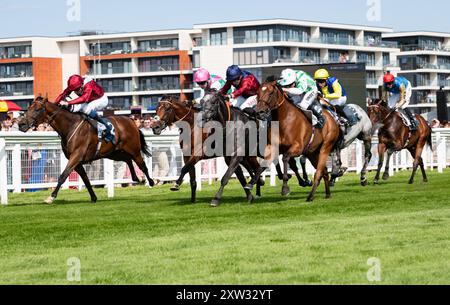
397, 111, 413, 130
95, 119, 116, 142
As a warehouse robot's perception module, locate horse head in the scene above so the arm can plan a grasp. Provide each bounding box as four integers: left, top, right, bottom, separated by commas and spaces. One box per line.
367, 99, 391, 134
200, 89, 225, 125
152, 95, 179, 135
256, 81, 283, 121
18, 96, 48, 132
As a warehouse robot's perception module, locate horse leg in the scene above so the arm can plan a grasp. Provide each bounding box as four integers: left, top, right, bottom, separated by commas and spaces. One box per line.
211, 157, 244, 207
233, 164, 254, 203
280, 153, 292, 196
419, 157, 428, 183
132, 154, 155, 187
408, 142, 426, 184
171, 156, 200, 191
306, 153, 321, 202
45, 157, 80, 204
360, 138, 372, 186
125, 159, 141, 184
330, 150, 340, 187
75, 164, 97, 203
323, 166, 331, 199
289, 158, 307, 187
383, 149, 394, 181
374, 143, 386, 185
245, 157, 263, 198
300, 156, 313, 186
275, 158, 292, 180
188, 167, 197, 203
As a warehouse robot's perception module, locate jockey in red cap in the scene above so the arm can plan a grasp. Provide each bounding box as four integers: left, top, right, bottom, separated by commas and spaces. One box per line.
55, 75, 115, 143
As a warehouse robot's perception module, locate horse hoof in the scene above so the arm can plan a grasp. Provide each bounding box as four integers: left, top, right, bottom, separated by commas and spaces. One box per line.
170, 184, 180, 191
210, 200, 220, 207
306, 180, 313, 187
258, 179, 265, 186
44, 196, 55, 205
247, 195, 254, 203
408, 180, 414, 185
91, 198, 97, 204
382, 173, 390, 181
374, 180, 379, 185
306, 196, 314, 202
325, 194, 331, 199
338, 167, 348, 177
148, 179, 155, 187
423, 179, 428, 183
361, 179, 368, 187
244, 184, 254, 191
255, 195, 261, 200
281, 187, 291, 197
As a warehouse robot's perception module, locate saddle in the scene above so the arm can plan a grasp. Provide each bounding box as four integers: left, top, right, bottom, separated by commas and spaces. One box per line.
396, 111, 414, 131
78, 113, 116, 143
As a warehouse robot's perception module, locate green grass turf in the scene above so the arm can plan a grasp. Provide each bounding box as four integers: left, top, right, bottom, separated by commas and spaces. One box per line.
0, 169, 449, 284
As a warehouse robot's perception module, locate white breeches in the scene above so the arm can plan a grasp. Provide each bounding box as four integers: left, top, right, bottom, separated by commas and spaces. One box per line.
232, 95, 258, 109
72, 95, 109, 114
388, 85, 412, 109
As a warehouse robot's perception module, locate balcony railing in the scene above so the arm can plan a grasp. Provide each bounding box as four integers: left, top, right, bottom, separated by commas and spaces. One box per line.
365, 40, 398, 48
0, 71, 33, 78
136, 46, 178, 53
438, 80, 450, 87
357, 59, 377, 66
366, 78, 379, 85
400, 44, 450, 52
139, 64, 180, 73
0, 53, 32, 59
102, 85, 132, 93
233, 35, 310, 44
138, 84, 181, 91
0, 89, 33, 96
88, 49, 132, 56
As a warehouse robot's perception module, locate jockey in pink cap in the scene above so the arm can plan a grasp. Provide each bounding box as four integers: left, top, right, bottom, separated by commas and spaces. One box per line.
193, 68, 228, 103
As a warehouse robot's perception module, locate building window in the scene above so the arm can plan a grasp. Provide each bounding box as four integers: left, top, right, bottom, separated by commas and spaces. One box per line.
90, 59, 132, 75
0, 81, 33, 96
97, 78, 132, 92
193, 51, 201, 69
233, 25, 309, 44
210, 28, 227, 46
233, 48, 270, 66
138, 56, 179, 72
0, 45, 32, 59
108, 97, 132, 109
329, 50, 349, 64
438, 74, 450, 88
0, 63, 33, 78
89, 41, 131, 55
364, 32, 382, 46
357, 52, 376, 66
320, 29, 355, 45
138, 38, 179, 52
437, 56, 450, 69
299, 49, 320, 64
139, 76, 180, 91
273, 47, 291, 63
366, 71, 377, 85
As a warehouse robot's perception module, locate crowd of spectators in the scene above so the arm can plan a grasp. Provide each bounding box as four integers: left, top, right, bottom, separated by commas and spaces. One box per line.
431, 119, 450, 129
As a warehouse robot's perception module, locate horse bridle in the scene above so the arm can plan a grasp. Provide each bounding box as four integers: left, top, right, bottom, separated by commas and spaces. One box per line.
157, 100, 192, 126
259, 84, 287, 115
369, 104, 394, 123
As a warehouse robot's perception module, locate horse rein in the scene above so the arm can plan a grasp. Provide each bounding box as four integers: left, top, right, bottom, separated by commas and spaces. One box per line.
158, 100, 193, 124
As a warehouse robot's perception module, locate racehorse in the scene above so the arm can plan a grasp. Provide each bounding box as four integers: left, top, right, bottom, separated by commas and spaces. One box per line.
246, 81, 341, 202
198, 91, 265, 206
327, 103, 373, 187
368, 99, 432, 185
151, 95, 262, 204
18, 96, 154, 204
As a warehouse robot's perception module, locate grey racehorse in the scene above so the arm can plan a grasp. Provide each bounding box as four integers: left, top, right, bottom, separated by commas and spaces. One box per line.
329, 104, 373, 186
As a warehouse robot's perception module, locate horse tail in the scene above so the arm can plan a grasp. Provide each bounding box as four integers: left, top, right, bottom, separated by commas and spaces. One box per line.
139, 130, 152, 157
426, 125, 433, 151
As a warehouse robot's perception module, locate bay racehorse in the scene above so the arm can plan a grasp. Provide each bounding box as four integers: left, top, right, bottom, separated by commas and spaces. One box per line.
18, 97, 154, 204
246, 81, 341, 202
368, 99, 432, 184
151, 95, 262, 204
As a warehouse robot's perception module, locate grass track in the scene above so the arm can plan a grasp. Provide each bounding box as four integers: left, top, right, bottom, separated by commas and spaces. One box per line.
0, 170, 449, 284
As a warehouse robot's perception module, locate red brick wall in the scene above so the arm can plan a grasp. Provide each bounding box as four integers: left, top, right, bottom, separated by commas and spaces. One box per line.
32, 58, 62, 101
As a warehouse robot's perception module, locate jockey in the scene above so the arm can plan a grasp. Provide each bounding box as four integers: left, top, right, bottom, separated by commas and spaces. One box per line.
220, 65, 260, 111
314, 69, 356, 126
194, 68, 228, 106
55, 74, 115, 144
382, 73, 417, 130
278, 68, 325, 128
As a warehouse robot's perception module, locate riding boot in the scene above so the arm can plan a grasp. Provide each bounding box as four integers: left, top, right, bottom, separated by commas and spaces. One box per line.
308, 101, 325, 129
89, 111, 116, 144
403, 108, 418, 131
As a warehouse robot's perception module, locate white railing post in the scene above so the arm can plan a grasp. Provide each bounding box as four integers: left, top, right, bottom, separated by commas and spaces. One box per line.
12, 144, 22, 193
355, 140, 363, 174
0, 138, 8, 205
389, 152, 394, 177
208, 160, 213, 186
60, 153, 69, 190
436, 132, 445, 173
195, 162, 202, 191
105, 159, 114, 198
270, 162, 276, 187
